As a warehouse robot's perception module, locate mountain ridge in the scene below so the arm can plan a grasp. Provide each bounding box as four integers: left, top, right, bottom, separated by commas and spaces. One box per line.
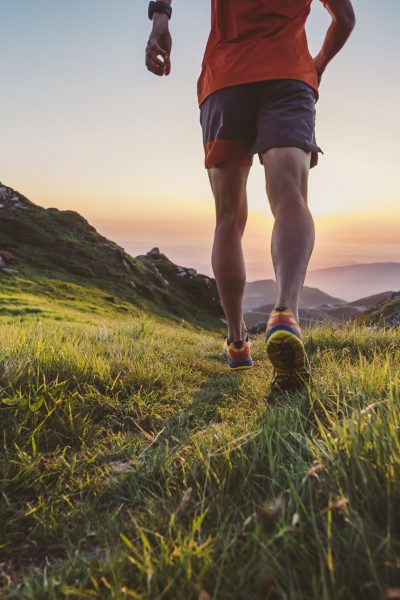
0, 182, 223, 328
304, 262, 400, 301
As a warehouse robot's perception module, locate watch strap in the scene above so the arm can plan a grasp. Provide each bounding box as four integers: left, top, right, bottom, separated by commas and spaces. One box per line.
148, 1, 172, 21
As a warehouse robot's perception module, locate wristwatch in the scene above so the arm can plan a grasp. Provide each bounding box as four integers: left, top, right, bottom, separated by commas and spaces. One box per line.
148, 1, 172, 21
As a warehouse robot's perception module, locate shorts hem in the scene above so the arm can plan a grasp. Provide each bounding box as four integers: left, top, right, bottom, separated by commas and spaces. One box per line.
204, 139, 254, 169
254, 144, 324, 169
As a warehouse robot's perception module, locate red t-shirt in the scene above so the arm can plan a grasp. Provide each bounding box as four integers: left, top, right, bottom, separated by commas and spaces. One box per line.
197, 0, 322, 106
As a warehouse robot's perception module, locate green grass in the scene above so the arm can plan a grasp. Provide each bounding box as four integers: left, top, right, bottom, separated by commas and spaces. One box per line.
1, 310, 400, 599
0, 276, 144, 323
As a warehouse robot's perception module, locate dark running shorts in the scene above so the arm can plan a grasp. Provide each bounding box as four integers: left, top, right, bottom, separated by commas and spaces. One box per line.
199, 79, 323, 170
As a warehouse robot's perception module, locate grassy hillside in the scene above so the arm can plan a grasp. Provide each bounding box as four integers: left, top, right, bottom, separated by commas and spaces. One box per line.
0, 183, 223, 328
1, 304, 400, 599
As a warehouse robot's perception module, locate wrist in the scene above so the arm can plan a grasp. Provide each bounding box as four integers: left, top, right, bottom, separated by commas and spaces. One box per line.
313, 53, 326, 73
152, 12, 169, 23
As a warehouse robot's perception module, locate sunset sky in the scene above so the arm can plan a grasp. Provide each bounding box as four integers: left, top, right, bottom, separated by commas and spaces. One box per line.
1, 0, 399, 280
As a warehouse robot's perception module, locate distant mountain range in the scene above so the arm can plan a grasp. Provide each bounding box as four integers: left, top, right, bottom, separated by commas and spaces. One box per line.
243, 291, 395, 330
244, 265, 400, 329
246, 263, 400, 308
244, 280, 345, 312
305, 263, 400, 301
243, 276, 399, 330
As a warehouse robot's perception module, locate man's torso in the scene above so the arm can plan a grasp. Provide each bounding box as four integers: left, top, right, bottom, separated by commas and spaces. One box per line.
197, 0, 320, 105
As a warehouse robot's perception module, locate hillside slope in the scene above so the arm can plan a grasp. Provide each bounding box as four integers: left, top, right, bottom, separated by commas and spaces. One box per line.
0, 183, 223, 327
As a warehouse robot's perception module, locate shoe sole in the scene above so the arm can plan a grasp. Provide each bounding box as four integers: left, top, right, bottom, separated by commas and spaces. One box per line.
266, 329, 310, 388
223, 352, 254, 370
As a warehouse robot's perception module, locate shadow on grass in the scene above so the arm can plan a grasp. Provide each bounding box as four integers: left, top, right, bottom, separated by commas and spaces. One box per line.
168, 371, 250, 435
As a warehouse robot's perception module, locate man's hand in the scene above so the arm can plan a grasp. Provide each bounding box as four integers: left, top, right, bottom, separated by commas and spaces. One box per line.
145, 13, 172, 76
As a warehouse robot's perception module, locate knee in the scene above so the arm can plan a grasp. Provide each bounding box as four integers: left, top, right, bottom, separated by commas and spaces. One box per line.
264, 155, 309, 214
215, 197, 247, 229
268, 188, 307, 214
215, 210, 246, 235
267, 177, 309, 217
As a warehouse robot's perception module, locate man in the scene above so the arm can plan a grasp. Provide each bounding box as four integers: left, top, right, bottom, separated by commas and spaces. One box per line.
145, 0, 355, 391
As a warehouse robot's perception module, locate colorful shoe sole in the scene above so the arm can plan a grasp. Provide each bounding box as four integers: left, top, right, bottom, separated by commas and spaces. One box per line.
266, 329, 310, 390
223, 351, 254, 370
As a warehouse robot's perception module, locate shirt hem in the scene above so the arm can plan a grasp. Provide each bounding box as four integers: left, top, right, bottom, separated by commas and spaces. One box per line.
198, 75, 319, 107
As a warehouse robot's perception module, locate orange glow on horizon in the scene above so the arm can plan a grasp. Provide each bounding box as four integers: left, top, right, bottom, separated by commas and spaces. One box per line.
88, 204, 400, 280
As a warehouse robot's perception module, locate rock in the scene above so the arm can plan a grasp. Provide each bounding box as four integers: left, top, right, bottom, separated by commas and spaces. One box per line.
147, 247, 161, 257
8, 195, 30, 210
152, 264, 169, 286
176, 266, 197, 278
122, 259, 131, 272
0, 268, 19, 275
0, 257, 5, 267
103, 241, 121, 252
0, 204, 4, 209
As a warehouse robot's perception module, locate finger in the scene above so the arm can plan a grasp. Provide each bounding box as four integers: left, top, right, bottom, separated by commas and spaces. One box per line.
146, 48, 165, 69
146, 62, 164, 76
151, 44, 170, 75
146, 57, 165, 76
150, 49, 170, 76
164, 55, 171, 76
145, 54, 163, 73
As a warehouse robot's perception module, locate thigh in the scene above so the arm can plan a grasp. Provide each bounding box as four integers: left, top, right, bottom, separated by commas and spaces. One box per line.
200, 84, 257, 169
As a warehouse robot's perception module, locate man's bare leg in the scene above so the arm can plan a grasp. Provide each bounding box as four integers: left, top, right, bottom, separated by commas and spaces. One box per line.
261, 147, 315, 321
208, 164, 251, 342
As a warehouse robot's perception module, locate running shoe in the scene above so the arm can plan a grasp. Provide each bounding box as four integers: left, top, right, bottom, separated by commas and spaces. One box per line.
223, 335, 253, 370
265, 306, 310, 392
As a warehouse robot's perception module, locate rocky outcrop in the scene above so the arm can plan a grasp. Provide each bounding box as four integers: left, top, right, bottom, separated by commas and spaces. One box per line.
136, 248, 222, 318
0, 183, 223, 327
0, 184, 35, 211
